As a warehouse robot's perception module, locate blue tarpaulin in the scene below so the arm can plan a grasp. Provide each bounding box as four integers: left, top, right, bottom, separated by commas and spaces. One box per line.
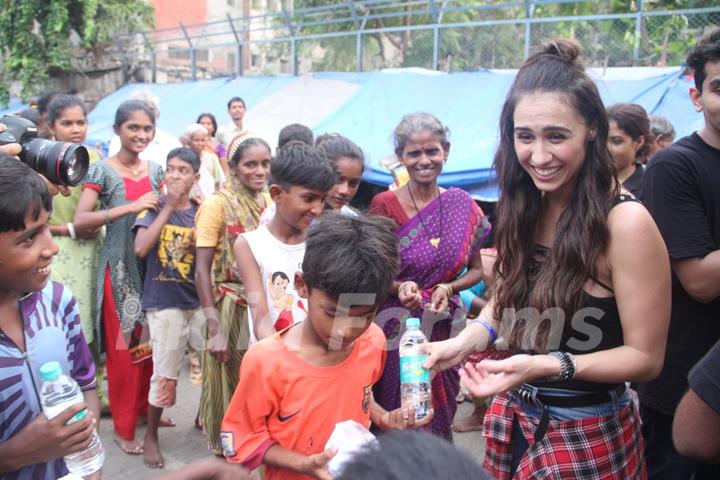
0, 98, 29, 117
86, 76, 297, 152
313, 68, 699, 200
3, 67, 702, 201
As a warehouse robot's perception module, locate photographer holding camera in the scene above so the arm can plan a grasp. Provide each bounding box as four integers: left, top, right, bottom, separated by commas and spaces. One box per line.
0, 120, 79, 196
0, 127, 19, 155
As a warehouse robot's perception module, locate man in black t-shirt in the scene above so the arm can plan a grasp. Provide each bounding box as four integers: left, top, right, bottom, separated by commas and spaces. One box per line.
673, 339, 720, 464
639, 28, 720, 479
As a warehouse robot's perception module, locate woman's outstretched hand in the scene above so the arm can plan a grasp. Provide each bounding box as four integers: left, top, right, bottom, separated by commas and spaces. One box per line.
422, 337, 467, 375
459, 355, 543, 398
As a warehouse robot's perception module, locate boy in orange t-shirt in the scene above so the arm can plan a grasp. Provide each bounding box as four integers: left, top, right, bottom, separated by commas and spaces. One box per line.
221, 214, 432, 479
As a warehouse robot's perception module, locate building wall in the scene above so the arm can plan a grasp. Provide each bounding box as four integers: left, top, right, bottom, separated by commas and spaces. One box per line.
151, 0, 208, 28
147, 0, 294, 79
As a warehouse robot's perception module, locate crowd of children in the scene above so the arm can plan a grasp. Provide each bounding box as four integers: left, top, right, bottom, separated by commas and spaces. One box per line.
1, 27, 719, 480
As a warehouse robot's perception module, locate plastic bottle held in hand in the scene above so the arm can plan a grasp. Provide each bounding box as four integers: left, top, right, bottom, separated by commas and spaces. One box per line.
39, 361, 105, 475
399, 317, 431, 420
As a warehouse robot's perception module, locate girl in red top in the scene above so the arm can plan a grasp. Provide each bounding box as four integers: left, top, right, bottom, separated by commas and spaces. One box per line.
75, 100, 164, 455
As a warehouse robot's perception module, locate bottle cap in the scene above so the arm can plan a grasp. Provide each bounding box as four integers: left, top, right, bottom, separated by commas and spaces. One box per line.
406, 317, 420, 329
39, 361, 62, 381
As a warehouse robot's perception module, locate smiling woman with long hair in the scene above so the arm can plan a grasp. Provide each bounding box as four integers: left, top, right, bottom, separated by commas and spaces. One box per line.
424, 39, 671, 479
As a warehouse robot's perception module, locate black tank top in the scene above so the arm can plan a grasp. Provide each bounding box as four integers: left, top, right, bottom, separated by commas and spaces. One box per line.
530, 194, 638, 392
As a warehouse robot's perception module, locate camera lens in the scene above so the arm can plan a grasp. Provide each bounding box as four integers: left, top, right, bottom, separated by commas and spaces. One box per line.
19, 139, 89, 186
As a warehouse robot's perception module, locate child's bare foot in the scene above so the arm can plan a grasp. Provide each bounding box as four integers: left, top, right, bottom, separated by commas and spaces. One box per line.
452, 407, 486, 433
143, 436, 164, 468
113, 435, 144, 455
138, 415, 176, 427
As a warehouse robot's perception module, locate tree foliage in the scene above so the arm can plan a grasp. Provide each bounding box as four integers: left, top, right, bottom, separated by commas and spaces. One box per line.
0, 0, 154, 106
286, 0, 719, 72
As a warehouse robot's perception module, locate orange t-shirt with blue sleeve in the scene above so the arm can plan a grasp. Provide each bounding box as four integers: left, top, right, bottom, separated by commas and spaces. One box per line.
221, 323, 387, 480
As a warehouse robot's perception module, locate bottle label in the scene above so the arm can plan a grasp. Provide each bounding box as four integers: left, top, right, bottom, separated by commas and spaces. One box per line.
400, 354, 430, 383
68, 408, 88, 425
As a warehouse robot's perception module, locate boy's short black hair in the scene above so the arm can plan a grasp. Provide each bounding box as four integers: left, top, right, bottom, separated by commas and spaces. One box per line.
0, 154, 52, 233
687, 27, 720, 93
167, 147, 201, 173
227, 96, 246, 109
270, 141, 336, 192
303, 214, 398, 304
278, 124, 314, 148
337, 430, 492, 480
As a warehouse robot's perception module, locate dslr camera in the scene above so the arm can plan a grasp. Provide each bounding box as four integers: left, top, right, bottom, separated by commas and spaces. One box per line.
0, 114, 89, 186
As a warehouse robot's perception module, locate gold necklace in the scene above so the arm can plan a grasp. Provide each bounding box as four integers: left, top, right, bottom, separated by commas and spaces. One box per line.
407, 184, 443, 248
126, 161, 142, 176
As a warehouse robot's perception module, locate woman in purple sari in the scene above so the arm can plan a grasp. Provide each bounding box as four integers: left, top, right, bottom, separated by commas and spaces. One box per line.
370, 113, 491, 439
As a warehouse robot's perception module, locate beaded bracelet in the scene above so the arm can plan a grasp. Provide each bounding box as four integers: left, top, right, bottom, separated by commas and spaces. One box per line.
103, 209, 111, 225
548, 351, 577, 382
469, 318, 498, 344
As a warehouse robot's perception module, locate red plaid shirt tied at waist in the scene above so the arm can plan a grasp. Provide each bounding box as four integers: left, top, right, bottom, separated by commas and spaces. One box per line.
482, 389, 647, 479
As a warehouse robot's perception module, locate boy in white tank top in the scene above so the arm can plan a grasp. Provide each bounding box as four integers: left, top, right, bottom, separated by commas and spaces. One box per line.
235, 142, 337, 343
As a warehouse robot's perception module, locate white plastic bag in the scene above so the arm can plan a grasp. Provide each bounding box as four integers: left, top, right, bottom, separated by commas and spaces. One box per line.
324, 420, 378, 477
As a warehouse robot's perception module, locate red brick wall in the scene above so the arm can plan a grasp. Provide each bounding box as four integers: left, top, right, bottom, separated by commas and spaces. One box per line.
151, 0, 208, 29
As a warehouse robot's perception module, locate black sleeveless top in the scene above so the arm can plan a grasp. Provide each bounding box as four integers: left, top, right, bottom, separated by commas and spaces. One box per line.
530, 194, 638, 392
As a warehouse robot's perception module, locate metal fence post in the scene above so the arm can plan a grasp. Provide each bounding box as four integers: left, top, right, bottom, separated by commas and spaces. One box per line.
435, 1, 448, 71
227, 14, 243, 76
524, 0, 533, 59
179, 22, 196, 80
150, 52, 157, 83
633, 0, 644, 64
140, 31, 156, 83
350, 2, 363, 72
280, 4, 297, 76
357, 11, 369, 73
430, 0, 439, 70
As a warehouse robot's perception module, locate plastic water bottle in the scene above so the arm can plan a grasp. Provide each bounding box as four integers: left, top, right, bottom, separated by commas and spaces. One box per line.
399, 317, 431, 420
39, 361, 105, 476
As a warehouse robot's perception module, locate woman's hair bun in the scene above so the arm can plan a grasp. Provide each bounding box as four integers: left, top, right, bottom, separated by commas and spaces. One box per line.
538, 38, 582, 65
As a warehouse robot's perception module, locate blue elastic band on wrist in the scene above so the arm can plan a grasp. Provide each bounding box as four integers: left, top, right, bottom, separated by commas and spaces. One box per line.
470, 319, 498, 344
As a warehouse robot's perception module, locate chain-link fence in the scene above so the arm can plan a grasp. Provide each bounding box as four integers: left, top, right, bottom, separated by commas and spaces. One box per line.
124, 1, 720, 83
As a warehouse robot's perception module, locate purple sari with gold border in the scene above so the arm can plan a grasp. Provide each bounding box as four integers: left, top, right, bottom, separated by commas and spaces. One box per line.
371, 187, 491, 439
